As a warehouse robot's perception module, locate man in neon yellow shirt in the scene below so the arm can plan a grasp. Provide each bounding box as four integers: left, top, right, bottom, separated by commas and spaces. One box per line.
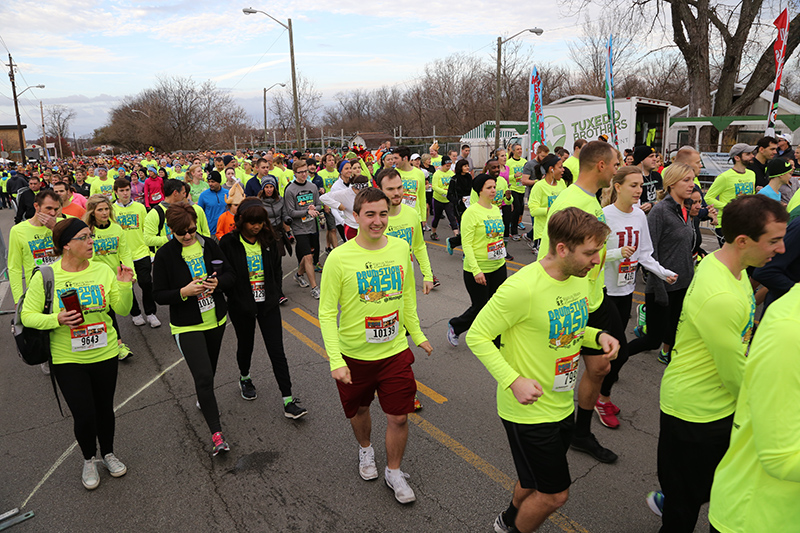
90, 167, 115, 200
395, 146, 427, 228
467, 207, 619, 533
506, 143, 528, 240
537, 141, 623, 464
706, 143, 757, 244
708, 283, 800, 533
319, 187, 432, 505
429, 156, 456, 241
7, 189, 60, 303
646, 195, 788, 531
562, 139, 586, 182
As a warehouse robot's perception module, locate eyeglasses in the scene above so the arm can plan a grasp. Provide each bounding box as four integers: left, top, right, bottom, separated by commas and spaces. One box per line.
173, 227, 197, 237
72, 233, 95, 242
295, 169, 308, 174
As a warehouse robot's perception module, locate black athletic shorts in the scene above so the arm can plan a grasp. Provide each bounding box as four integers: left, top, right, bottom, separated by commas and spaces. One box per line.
583, 295, 611, 356
295, 232, 318, 259
502, 415, 574, 494
324, 210, 336, 229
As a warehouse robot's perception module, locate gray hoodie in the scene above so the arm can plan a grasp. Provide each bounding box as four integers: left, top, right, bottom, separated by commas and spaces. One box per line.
283, 179, 321, 235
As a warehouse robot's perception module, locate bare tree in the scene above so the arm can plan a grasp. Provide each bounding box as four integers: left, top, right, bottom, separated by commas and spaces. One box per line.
269, 74, 322, 142
45, 105, 77, 157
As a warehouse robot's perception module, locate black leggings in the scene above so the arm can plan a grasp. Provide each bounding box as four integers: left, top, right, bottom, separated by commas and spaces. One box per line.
502, 203, 514, 238
450, 264, 507, 335
607, 293, 633, 332
229, 303, 292, 397
53, 357, 119, 460
130, 256, 157, 317
628, 288, 687, 355
584, 294, 630, 397
175, 325, 227, 434
431, 199, 458, 231
509, 192, 524, 235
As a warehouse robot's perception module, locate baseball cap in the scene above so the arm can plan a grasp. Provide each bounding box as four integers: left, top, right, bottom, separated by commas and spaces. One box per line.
777, 133, 793, 144
441, 155, 452, 165
767, 158, 793, 179
410, 153, 421, 161
729, 143, 757, 160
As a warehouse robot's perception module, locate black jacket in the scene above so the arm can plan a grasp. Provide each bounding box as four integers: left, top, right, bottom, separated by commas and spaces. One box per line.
752, 215, 800, 309
14, 188, 36, 223
218, 230, 282, 315
152, 235, 234, 327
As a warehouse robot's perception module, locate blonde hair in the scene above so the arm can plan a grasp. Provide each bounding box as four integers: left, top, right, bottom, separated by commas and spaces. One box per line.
187, 164, 203, 182
603, 166, 642, 207
83, 194, 115, 229
658, 162, 693, 201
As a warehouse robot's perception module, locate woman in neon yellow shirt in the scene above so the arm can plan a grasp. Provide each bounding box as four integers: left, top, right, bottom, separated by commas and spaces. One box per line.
84, 194, 134, 360
21, 217, 134, 490
447, 174, 507, 347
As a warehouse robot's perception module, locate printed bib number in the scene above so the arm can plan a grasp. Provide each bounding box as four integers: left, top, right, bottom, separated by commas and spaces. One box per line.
251, 280, 265, 302
401, 193, 417, 208
33, 247, 56, 266
150, 192, 162, 202
365, 311, 399, 344
617, 260, 637, 286
198, 292, 215, 313
487, 239, 506, 260
462, 196, 471, 208
553, 353, 580, 392
70, 322, 108, 352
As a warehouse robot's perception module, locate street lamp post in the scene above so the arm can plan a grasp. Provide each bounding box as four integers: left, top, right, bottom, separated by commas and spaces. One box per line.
494, 28, 543, 150
263, 83, 286, 146
244, 7, 302, 151
7, 53, 45, 165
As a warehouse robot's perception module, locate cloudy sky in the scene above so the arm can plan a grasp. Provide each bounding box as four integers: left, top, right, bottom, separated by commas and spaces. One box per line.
0, 0, 607, 138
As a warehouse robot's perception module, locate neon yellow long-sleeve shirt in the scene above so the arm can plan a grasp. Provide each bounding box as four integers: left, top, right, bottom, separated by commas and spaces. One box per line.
386, 204, 433, 282
7, 220, 56, 303
460, 203, 506, 275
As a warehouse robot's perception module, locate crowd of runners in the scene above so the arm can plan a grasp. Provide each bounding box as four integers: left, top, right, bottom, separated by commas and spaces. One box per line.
3, 133, 800, 532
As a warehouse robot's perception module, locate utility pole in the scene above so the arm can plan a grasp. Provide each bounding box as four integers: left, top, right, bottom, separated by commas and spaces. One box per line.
263, 87, 268, 145
40, 101, 48, 162
288, 19, 302, 151
8, 54, 26, 165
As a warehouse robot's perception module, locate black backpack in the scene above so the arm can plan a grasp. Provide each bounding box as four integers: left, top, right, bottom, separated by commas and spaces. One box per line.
13, 265, 55, 365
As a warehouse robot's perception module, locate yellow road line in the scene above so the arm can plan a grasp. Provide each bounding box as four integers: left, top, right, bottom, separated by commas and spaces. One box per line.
281, 323, 588, 533
290, 308, 448, 404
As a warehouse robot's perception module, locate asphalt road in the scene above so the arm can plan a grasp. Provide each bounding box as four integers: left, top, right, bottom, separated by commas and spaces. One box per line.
0, 207, 720, 533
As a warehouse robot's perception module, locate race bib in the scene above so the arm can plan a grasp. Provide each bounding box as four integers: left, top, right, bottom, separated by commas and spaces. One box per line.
251, 280, 265, 302
70, 322, 108, 352
33, 247, 56, 266
462, 196, 471, 208
150, 191, 162, 202
487, 239, 506, 260
401, 193, 417, 208
198, 291, 215, 313
617, 260, 637, 286
365, 311, 399, 344
552, 353, 580, 392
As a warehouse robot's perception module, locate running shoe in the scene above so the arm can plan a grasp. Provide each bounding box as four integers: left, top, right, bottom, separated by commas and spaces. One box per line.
422, 224, 431, 232
445, 238, 454, 255
414, 396, 423, 411
432, 276, 441, 288
211, 432, 230, 456
325, 246, 332, 254
570, 433, 618, 463
594, 400, 620, 429
522, 233, 533, 245
314, 263, 323, 273
633, 325, 646, 338
505, 253, 514, 261
147, 314, 162, 328
493, 512, 512, 533
118, 343, 132, 361
310, 286, 320, 300
131, 314, 146, 326
511, 235, 521, 241
240, 378, 257, 400
646, 491, 664, 517
359, 445, 378, 480
102, 453, 127, 477
40, 362, 50, 375
430, 232, 439, 241
385, 467, 416, 504
447, 322, 459, 347
658, 349, 671, 365
279, 295, 289, 305
294, 273, 310, 288
518, 223, 525, 230
284, 398, 308, 419
82, 458, 100, 490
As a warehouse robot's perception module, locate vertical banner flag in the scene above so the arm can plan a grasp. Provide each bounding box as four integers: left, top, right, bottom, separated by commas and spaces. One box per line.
604, 34, 619, 148
529, 66, 546, 153
766, 8, 790, 137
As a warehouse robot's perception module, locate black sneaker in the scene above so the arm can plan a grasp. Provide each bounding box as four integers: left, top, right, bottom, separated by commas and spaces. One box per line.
240, 378, 257, 400
571, 433, 618, 463
505, 253, 514, 261
432, 276, 441, 288
279, 295, 289, 305
284, 398, 308, 419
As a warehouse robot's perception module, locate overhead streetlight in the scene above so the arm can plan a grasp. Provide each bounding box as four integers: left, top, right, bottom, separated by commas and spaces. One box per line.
264, 83, 286, 145
243, 7, 302, 150
494, 28, 544, 150
8, 52, 46, 165
131, 109, 151, 118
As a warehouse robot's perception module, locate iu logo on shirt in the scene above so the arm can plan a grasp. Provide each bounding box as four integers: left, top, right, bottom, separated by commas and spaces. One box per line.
615, 226, 640, 249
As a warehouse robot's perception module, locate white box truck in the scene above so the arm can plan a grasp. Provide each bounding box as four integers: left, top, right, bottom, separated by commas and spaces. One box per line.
461, 95, 673, 166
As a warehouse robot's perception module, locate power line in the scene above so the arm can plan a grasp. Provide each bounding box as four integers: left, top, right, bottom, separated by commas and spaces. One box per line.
229, 28, 287, 90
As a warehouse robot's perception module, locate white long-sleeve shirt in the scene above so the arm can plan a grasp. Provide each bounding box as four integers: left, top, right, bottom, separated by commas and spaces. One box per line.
320, 187, 358, 229
602, 203, 676, 296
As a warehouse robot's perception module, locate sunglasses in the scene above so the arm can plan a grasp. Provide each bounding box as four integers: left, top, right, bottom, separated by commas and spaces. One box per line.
173, 227, 197, 237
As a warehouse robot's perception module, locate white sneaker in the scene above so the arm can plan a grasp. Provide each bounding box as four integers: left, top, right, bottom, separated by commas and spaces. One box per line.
102, 453, 127, 477
40, 362, 50, 375
131, 314, 146, 326
310, 286, 320, 300
358, 446, 378, 480
384, 467, 416, 503
294, 273, 310, 288
146, 314, 161, 328
82, 458, 100, 490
